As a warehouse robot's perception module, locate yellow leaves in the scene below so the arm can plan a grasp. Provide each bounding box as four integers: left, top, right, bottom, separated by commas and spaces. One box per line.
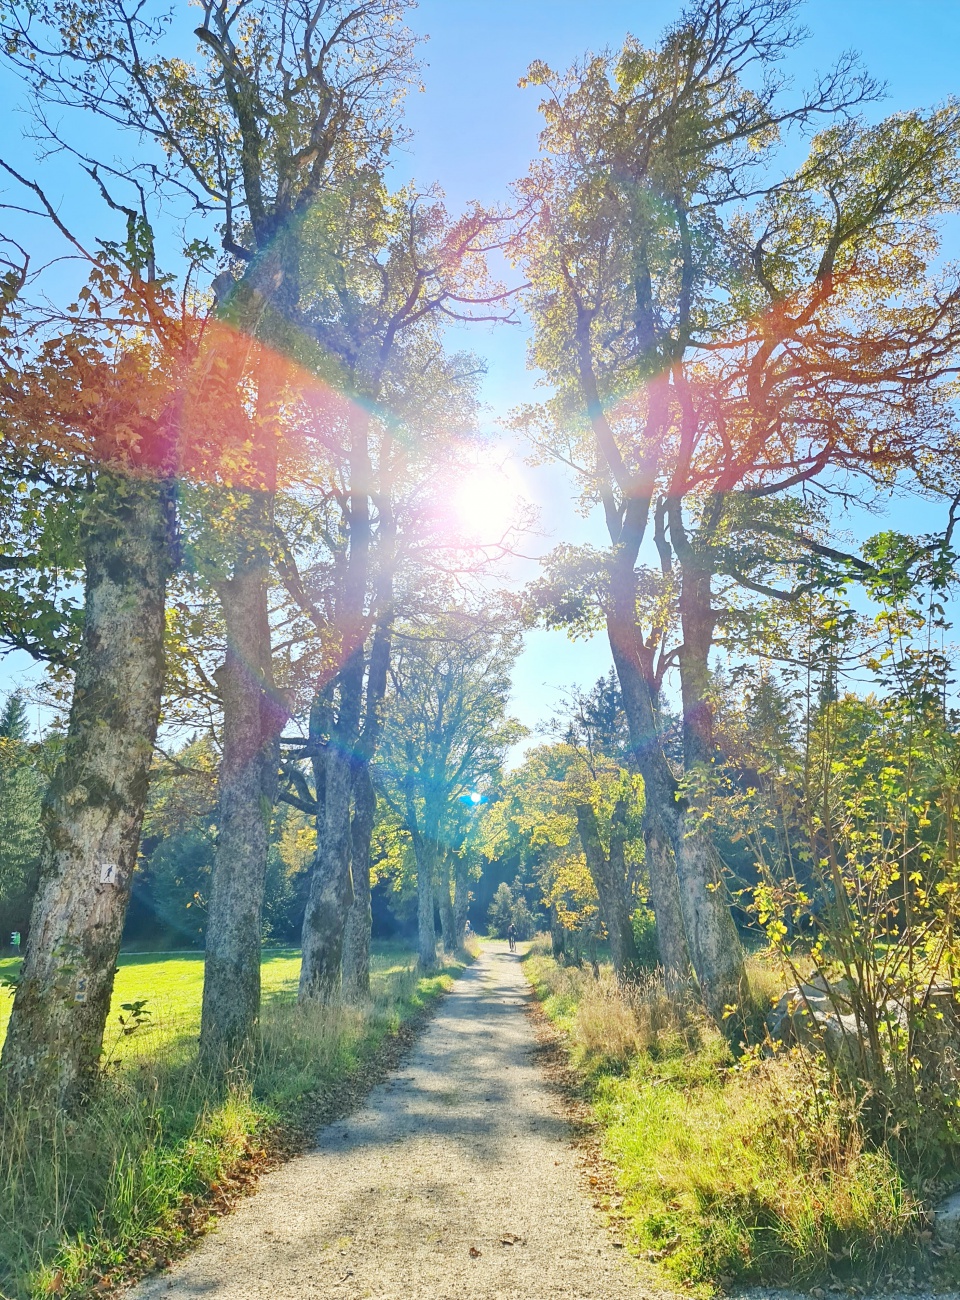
518, 59, 555, 90
764, 919, 788, 946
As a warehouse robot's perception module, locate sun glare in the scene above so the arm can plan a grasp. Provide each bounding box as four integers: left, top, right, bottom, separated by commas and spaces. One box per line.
449, 455, 526, 543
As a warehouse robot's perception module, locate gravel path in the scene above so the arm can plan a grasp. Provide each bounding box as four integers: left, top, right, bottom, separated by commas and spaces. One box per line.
130, 943, 669, 1300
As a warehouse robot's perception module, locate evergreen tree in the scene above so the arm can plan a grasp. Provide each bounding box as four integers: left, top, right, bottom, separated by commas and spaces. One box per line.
486, 883, 515, 939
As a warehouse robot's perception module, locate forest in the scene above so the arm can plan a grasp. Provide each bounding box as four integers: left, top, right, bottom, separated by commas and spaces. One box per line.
2, 0, 960, 1296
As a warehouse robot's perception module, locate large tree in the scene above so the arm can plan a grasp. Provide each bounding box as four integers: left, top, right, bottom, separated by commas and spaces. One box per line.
376, 610, 524, 969
513, 0, 960, 1021
0, 0, 422, 1065
271, 178, 514, 999
0, 252, 189, 1100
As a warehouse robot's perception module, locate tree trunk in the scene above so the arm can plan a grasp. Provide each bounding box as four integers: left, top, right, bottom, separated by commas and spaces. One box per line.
1, 474, 170, 1103
607, 634, 690, 976
341, 588, 394, 997
549, 906, 567, 961
342, 764, 375, 998
200, 528, 282, 1065
453, 855, 470, 948
673, 558, 746, 1022
607, 590, 743, 1018
643, 814, 690, 987
673, 830, 744, 1019
298, 652, 364, 1000
438, 851, 457, 953
299, 759, 353, 999
299, 402, 373, 1000
574, 801, 641, 980
414, 828, 437, 970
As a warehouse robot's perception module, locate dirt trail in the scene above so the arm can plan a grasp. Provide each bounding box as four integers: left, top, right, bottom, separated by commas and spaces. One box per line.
130, 943, 669, 1300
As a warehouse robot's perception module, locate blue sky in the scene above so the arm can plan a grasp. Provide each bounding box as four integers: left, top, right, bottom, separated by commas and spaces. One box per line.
2, 0, 960, 753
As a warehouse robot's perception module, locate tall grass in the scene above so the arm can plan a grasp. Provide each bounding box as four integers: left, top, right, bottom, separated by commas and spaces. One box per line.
524, 945, 922, 1289
0, 946, 460, 1300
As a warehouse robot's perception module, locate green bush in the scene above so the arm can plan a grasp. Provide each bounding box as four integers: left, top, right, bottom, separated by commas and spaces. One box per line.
486, 882, 514, 937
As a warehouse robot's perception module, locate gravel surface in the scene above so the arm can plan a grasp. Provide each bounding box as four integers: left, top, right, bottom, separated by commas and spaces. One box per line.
129, 943, 670, 1300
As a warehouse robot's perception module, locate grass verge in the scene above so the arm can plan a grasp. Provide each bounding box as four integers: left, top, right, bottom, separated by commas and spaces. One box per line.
0, 942, 467, 1300
523, 941, 926, 1293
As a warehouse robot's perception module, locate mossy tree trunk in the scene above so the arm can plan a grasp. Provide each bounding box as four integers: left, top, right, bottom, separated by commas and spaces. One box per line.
0, 474, 171, 1103
200, 516, 282, 1065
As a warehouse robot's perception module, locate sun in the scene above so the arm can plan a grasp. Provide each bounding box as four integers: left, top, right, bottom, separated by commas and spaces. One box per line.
449, 454, 525, 543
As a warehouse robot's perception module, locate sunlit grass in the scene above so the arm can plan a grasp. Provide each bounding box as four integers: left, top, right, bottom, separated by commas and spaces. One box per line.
0, 942, 461, 1300
524, 946, 921, 1290
0, 944, 418, 1056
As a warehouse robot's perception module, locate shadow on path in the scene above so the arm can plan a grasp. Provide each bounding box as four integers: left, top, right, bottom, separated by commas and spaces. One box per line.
130, 943, 663, 1300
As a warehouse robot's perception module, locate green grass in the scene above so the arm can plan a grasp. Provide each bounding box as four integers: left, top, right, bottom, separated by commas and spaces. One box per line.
0, 943, 463, 1300
524, 944, 923, 1292
0, 946, 374, 1054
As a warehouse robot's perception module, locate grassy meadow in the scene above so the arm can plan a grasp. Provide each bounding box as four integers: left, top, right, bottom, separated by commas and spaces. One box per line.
0, 948, 308, 1058
0, 943, 462, 1300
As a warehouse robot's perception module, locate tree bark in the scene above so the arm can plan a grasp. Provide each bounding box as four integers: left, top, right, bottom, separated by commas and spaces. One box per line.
200, 522, 282, 1065
299, 404, 373, 1000
341, 764, 375, 998
298, 649, 364, 1000
607, 563, 744, 1020
413, 826, 437, 970
672, 558, 746, 1021
341, 575, 394, 997
549, 906, 567, 961
453, 854, 470, 948
437, 851, 457, 953
1, 474, 170, 1103
643, 814, 690, 987
607, 632, 689, 972
574, 800, 641, 980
